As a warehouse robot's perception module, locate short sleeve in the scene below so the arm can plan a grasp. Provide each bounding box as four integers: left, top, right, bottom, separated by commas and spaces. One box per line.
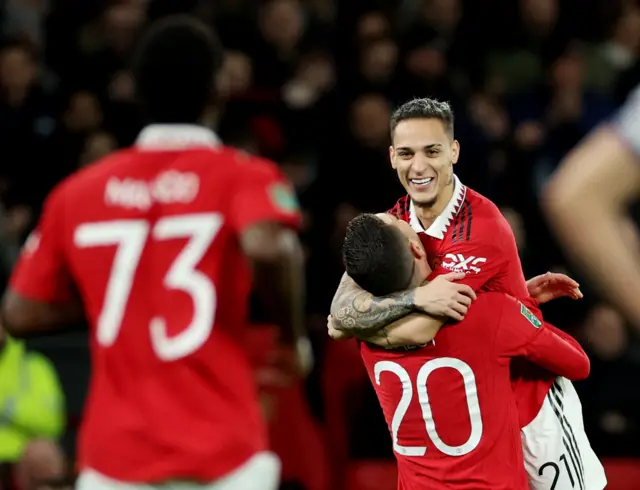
9, 188, 74, 303
493, 295, 545, 356
230, 159, 302, 233
612, 84, 640, 157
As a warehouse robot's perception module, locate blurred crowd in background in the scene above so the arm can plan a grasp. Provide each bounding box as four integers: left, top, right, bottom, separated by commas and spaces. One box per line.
0, 0, 639, 489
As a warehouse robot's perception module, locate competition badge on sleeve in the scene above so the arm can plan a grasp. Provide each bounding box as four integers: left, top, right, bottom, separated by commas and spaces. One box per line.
520, 302, 542, 328
268, 182, 300, 214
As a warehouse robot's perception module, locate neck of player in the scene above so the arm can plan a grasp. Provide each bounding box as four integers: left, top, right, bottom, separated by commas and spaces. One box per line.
415, 179, 455, 229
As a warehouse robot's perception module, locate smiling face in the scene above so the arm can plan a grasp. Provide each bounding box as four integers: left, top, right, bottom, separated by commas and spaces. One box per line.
390, 117, 459, 211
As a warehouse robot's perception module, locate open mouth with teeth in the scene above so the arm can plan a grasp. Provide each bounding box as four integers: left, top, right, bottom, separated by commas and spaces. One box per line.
409, 177, 435, 190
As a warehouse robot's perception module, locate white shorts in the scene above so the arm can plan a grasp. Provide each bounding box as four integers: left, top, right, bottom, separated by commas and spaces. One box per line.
76, 452, 281, 490
521, 377, 607, 490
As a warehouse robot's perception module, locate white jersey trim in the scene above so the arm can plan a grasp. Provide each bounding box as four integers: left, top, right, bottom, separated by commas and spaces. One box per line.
409, 174, 467, 239
135, 124, 222, 151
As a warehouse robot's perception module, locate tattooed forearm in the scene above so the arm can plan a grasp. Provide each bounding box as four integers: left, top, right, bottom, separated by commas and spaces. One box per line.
330, 273, 415, 333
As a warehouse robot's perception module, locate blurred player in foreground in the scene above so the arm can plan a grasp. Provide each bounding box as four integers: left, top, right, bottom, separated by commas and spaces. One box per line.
543, 86, 640, 328
330, 98, 606, 489
0, 16, 307, 490
338, 212, 590, 489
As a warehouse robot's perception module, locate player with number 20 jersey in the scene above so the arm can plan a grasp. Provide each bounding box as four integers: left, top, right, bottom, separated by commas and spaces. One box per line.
361, 294, 589, 490
341, 213, 590, 489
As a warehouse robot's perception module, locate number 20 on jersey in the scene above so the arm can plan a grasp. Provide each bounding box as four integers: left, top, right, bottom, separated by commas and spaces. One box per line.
375, 358, 484, 457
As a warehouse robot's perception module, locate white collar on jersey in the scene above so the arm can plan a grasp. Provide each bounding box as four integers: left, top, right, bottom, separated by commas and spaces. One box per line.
135, 124, 222, 150
409, 174, 467, 240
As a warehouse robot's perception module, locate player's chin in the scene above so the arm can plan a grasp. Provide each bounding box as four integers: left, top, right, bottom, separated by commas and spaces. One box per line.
409, 190, 438, 207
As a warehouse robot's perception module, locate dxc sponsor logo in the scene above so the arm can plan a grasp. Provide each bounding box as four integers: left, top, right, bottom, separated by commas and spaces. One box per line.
441, 253, 487, 274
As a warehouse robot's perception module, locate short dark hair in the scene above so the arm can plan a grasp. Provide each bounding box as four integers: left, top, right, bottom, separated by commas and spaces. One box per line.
133, 15, 223, 124
342, 214, 414, 296
390, 98, 454, 137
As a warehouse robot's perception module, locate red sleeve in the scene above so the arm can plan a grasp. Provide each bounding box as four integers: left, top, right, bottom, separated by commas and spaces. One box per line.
544, 322, 587, 356
494, 296, 590, 380
230, 159, 302, 233
9, 188, 74, 303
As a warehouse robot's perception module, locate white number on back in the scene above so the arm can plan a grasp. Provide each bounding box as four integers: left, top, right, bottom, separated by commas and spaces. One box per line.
374, 358, 483, 457
74, 213, 223, 361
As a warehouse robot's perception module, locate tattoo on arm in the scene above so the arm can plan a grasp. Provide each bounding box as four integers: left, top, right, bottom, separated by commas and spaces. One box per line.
330, 274, 415, 334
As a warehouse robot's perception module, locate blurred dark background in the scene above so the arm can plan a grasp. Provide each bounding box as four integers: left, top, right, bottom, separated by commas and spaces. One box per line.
0, 1, 639, 490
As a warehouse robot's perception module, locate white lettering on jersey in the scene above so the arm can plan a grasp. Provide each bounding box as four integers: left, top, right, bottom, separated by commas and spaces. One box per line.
105, 170, 200, 211
441, 253, 487, 274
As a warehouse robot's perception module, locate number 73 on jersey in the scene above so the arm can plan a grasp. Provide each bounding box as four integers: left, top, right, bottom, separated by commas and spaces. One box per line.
74, 213, 222, 361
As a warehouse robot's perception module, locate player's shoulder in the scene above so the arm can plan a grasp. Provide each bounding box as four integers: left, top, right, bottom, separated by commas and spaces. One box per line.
146, 143, 281, 177
462, 292, 513, 329
472, 291, 514, 311
386, 194, 411, 222
462, 186, 505, 219
468, 293, 540, 332
216, 146, 286, 181
450, 186, 512, 243
46, 149, 134, 205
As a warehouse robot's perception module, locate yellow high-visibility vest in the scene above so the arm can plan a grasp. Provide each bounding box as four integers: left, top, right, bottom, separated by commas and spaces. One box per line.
0, 336, 65, 462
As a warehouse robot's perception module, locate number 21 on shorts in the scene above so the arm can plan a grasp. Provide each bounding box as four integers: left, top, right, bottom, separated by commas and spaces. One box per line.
74, 213, 223, 361
375, 358, 483, 457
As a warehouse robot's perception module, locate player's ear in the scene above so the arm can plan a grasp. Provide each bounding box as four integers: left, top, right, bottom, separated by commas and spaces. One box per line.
389, 146, 397, 169
451, 139, 460, 165
409, 240, 425, 260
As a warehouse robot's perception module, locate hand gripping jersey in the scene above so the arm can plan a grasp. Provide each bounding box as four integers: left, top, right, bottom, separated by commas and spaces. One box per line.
9, 125, 301, 484
360, 293, 590, 490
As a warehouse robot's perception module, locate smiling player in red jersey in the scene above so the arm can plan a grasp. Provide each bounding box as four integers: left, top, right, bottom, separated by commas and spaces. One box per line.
330, 98, 606, 490
339, 212, 590, 490
0, 17, 307, 490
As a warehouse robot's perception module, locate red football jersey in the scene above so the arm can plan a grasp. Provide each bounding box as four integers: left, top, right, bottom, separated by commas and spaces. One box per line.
9, 125, 301, 483
360, 293, 589, 490
388, 176, 553, 427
